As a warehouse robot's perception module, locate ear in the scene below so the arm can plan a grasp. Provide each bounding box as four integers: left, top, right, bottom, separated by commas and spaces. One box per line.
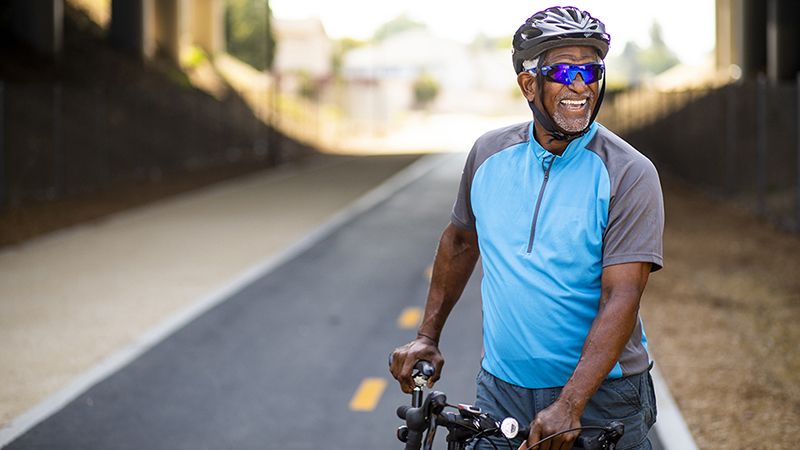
517, 72, 537, 103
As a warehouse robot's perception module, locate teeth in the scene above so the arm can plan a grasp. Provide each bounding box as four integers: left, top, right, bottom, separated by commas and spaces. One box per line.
561, 99, 586, 105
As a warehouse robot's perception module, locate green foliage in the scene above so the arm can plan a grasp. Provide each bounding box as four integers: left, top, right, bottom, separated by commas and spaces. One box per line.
297, 71, 318, 99
372, 14, 426, 42
225, 0, 276, 71
638, 22, 680, 75
181, 45, 209, 69
471, 33, 511, 51
608, 21, 680, 87
412, 72, 440, 108
331, 37, 368, 77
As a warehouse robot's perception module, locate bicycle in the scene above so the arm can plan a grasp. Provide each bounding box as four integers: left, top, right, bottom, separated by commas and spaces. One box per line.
392, 360, 624, 450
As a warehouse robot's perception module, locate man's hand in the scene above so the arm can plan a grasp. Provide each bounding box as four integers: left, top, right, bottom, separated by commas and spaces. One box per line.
519, 400, 581, 450
389, 335, 444, 393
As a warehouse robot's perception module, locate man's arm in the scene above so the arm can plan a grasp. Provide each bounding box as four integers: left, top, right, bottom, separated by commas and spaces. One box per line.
389, 222, 480, 393
523, 262, 652, 450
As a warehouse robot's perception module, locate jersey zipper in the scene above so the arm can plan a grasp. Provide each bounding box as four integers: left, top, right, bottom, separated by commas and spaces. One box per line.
527, 155, 555, 253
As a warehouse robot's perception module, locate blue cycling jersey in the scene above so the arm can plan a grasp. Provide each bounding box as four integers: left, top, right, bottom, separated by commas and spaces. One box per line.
451, 121, 664, 389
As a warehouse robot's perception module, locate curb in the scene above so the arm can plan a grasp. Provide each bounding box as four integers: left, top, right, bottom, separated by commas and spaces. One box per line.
651, 362, 700, 450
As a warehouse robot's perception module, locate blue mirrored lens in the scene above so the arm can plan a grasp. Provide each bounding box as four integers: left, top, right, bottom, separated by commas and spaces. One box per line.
539, 64, 604, 85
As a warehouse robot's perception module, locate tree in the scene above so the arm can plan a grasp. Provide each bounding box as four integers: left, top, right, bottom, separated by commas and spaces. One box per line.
331, 37, 367, 79
609, 21, 680, 87
372, 14, 426, 42
638, 22, 680, 76
412, 72, 440, 109
225, 0, 276, 71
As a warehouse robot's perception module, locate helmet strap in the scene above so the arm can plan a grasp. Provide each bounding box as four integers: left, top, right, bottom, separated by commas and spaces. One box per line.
528, 55, 606, 145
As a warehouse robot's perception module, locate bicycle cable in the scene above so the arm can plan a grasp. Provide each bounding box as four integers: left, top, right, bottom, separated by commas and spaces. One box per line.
523, 426, 608, 450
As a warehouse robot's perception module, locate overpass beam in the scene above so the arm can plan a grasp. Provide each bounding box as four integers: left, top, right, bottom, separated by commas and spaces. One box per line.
153, 0, 182, 61
767, 0, 800, 82
7, 0, 64, 57
192, 0, 224, 56
110, 0, 156, 59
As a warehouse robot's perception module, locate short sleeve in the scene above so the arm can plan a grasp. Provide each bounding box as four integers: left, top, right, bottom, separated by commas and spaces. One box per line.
450, 144, 479, 231
602, 155, 664, 271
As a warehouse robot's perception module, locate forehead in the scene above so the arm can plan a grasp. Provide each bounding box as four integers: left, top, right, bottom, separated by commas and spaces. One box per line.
543, 46, 600, 64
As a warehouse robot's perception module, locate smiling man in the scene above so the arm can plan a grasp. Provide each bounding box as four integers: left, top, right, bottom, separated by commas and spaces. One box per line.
391, 6, 664, 450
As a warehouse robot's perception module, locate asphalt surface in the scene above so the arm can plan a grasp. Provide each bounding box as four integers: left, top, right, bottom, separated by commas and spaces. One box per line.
3, 153, 664, 449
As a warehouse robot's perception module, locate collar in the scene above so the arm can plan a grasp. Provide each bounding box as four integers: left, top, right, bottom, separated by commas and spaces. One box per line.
527, 120, 600, 164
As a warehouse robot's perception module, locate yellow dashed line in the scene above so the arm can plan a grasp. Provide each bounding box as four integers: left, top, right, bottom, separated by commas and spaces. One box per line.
397, 306, 423, 329
349, 377, 387, 411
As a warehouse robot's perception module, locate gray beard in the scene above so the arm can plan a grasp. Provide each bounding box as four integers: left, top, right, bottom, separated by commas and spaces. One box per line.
553, 109, 592, 133
551, 92, 594, 133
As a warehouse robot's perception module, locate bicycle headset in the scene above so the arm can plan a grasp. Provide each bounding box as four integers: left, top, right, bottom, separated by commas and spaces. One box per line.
511, 6, 611, 144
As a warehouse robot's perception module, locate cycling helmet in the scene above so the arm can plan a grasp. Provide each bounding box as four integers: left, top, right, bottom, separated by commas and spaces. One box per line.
512, 7, 611, 144
512, 6, 610, 74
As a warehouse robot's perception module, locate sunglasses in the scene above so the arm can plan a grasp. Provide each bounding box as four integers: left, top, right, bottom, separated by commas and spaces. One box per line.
527, 63, 605, 85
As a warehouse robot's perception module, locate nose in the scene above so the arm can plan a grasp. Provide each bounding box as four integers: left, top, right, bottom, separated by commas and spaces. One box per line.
570, 73, 588, 91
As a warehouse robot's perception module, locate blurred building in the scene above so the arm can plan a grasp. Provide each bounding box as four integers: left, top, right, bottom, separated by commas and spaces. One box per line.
272, 18, 334, 99
341, 29, 518, 126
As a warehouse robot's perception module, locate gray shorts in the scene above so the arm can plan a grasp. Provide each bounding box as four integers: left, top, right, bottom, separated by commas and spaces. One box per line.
470, 367, 657, 450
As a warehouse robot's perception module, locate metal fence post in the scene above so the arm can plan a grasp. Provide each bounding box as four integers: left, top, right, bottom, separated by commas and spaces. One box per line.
96, 82, 109, 186
54, 82, 64, 198
0, 81, 5, 209
726, 84, 737, 196
757, 73, 767, 215
796, 72, 800, 233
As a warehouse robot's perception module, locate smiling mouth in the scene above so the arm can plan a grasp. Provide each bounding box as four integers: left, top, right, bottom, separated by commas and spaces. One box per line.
559, 98, 588, 110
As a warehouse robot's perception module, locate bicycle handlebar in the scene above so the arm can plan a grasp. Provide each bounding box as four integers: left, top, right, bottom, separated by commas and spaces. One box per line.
397, 392, 623, 450
389, 355, 437, 450
392, 359, 625, 450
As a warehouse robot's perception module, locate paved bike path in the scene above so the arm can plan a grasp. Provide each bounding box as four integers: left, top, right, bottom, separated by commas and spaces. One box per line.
3, 153, 673, 449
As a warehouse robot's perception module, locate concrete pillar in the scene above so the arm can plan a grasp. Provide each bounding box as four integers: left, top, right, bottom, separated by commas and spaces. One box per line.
111, 0, 156, 59
154, 0, 181, 60
767, 0, 800, 82
741, 0, 767, 80
716, 0, 745, 79
192, 0, 224, 55
8, 0, 64, 57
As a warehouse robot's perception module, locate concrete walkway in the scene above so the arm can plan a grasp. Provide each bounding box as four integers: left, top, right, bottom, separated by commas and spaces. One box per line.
0, 152, 424, 430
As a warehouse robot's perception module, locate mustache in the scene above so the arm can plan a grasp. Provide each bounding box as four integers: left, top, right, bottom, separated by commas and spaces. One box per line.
555, 89, 595, 103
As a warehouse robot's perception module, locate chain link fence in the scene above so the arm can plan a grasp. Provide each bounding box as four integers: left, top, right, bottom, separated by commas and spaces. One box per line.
599, 76, 800, 233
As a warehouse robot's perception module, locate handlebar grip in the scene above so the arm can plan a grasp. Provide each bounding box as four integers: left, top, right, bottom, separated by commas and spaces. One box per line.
397, 405, 410, 419
413, 360, 435, 378
388, 353, 436, 380
572, 435, 589, 449
397, 405, 427, 432
397, 406, 424, 450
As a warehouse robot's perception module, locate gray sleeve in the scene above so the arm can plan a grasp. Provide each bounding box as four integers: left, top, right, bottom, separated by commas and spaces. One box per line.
450, 146, 478, 232
602, 153, 665, 271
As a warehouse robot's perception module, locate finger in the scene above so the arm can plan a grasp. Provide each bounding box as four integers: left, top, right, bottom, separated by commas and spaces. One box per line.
401, 357, 418, 392
558, 429, 579, 450
527, 427, 542, 450
517, 440, 527, 450
427, 358, 444, 388
388, 349, 401, 378
390, 348, 415, 393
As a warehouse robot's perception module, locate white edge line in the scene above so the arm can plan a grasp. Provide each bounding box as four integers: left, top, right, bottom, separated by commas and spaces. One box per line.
0, 152, 454, 448
651, 362, 699, 450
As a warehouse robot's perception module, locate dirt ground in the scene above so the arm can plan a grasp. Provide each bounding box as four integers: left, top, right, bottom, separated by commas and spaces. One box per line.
642, 176, 800, 450
1, 161, 799, 449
